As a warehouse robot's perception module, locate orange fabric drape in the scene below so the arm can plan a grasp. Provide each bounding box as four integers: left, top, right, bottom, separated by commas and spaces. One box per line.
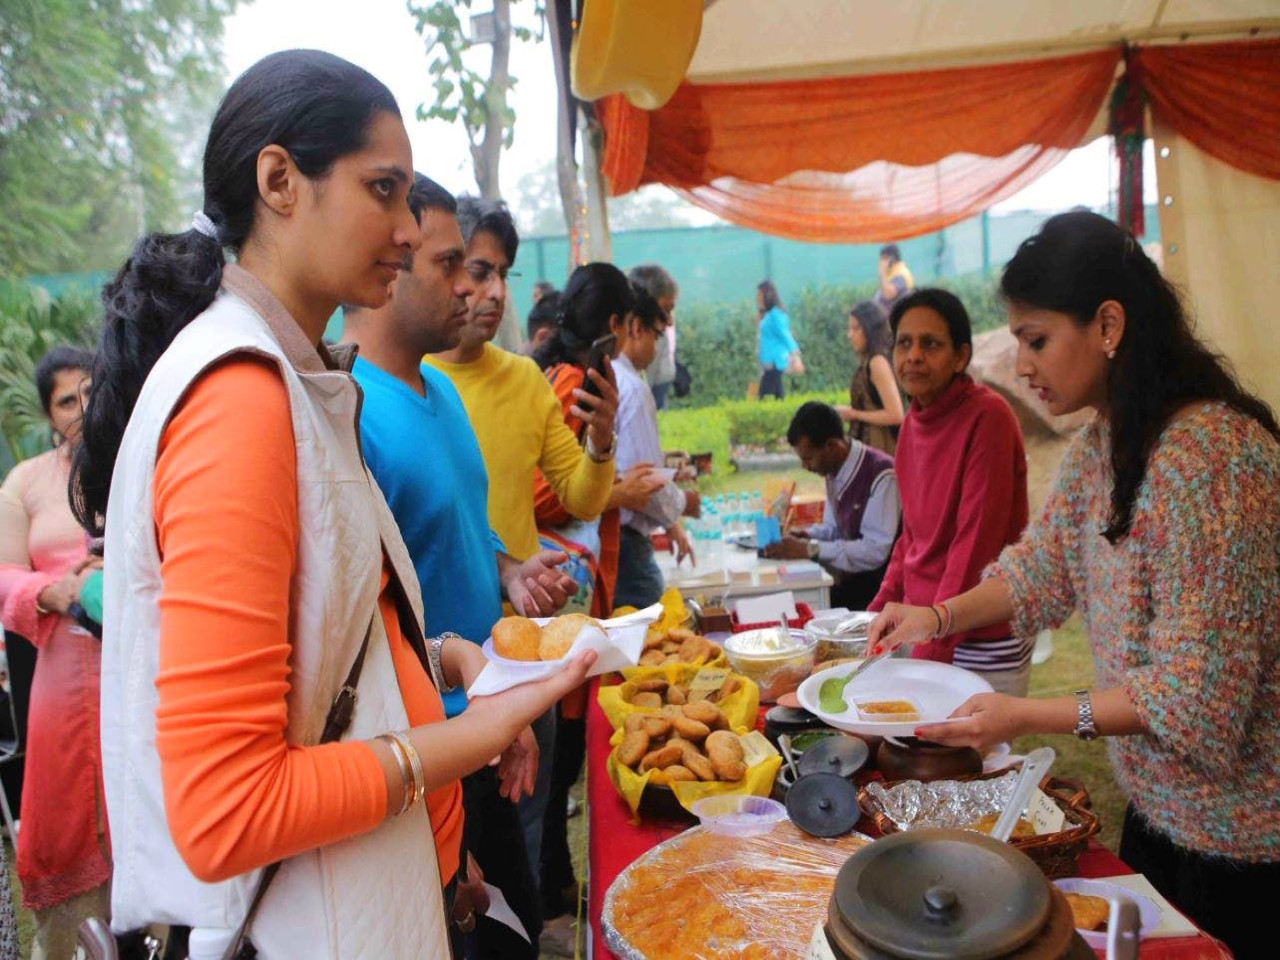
1133, 39, 1280, 183
600, 48, 1119, 242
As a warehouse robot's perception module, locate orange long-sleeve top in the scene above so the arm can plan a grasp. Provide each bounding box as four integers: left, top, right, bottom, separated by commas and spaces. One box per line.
152, 357, 462, 885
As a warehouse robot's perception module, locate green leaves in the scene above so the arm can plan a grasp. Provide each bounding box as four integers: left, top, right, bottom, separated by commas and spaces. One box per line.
0, 282, 101, 467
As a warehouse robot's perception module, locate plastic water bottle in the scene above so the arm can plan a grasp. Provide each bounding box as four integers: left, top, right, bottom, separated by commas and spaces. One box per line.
751, 490, 766, 525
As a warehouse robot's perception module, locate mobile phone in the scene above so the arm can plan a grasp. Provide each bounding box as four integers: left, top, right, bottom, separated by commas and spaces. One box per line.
581, 333, 617, 402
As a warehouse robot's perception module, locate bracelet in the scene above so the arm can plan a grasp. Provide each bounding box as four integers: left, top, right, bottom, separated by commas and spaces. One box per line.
377, 734, 414, 815
928, 605, 944, 638
586, 430, 617, 463
939, 600, 954, 638
388, 731, 425, 811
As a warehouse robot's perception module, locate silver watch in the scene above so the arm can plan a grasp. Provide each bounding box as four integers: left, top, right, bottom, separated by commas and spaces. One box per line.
429, 633, 461, 694
586, 430, 617, 463
1073, 689, 1099, 741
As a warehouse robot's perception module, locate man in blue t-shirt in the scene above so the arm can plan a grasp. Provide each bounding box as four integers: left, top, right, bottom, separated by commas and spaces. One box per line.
343, 173, 573, 960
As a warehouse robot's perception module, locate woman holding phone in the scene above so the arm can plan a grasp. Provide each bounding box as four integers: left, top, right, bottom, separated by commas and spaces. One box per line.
71, 49, 591, 958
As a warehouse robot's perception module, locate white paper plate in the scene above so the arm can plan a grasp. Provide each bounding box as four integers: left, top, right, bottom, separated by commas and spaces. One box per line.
795, 659, 992, 736
1052, 878, 1161, 947
469, 605, 663, 696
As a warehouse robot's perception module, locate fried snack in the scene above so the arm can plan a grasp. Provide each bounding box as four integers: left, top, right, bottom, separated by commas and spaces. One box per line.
857, 699, 920, 722
1063, 893, 1110, 932
617, 730, 650, 768
680, 700, 723, 727
664, 765, 698, 782
678, 635, 711, 663
661, 705, 710, 742
635, 678, 669, 694
491, 615, 542, 661
641, 716, 672, 738
631, 691, 663, 710
623, 714, 646, 733
639, 648, 667, 666
540, 612, 601, 660
967, 813, 1037, 839
681, 748, 717, 782
640, 742, 685, 771
705, 730, 746, 781
665, 684, 687, 705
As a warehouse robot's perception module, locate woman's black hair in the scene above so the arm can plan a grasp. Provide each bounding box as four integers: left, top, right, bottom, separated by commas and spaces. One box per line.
757, 280, 783, 313
889, 287, 973, 359
629, 282, 666, 332
849, 300, 892, 359
35, 346, 96, 415
1002, 210, 1279, 543
70, 50, 400, 532
526, 290, 561, 341
533, 262, 634, 370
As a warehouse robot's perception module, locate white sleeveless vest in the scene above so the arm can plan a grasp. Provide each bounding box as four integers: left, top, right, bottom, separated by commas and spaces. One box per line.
100, 266, 450, 958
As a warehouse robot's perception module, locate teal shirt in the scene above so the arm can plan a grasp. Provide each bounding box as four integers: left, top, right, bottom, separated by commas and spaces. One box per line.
758, 306, 799, 368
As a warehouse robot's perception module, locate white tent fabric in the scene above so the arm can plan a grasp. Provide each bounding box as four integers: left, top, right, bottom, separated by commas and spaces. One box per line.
692, 0, 1280, 81
1153, 119, 1280, 415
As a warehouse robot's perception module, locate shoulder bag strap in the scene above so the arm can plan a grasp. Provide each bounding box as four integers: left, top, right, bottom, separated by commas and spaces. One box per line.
220, 613, 376, 960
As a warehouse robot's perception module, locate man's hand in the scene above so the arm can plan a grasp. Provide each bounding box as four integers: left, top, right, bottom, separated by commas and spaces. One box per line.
453, 852, 491, 931
668, 522, 696, 567
493, 724, 540, 800
611, 464, 665, 512
503, 550, 575, 617
761, 535, 811, 561
572, 357, 620, 454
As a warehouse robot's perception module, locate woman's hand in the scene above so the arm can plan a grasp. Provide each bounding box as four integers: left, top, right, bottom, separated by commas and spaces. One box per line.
493, 724, 540, 800
452, 852, 491, 930
610, 464, 665, 512
573, 357, 620, 454
442, 636, 490, 694
914, 693, 1030, 754
36, 556, 102, 615
467, 650, 597, 741
866, 602, 938, 655
834, 404, 860, 423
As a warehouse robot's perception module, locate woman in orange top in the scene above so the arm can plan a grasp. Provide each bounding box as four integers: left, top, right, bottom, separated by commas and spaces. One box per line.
69, 50, 590, 958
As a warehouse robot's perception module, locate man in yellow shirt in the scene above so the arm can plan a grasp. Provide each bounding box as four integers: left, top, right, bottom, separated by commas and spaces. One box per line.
424, 198, 618, 563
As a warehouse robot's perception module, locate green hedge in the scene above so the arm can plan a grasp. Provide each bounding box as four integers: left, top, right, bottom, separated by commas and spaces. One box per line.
658, 390, 845, 476
670, 271, 1002, 409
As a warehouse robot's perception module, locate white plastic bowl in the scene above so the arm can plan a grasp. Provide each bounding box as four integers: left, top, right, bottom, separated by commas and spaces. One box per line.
692, 795, 787, 837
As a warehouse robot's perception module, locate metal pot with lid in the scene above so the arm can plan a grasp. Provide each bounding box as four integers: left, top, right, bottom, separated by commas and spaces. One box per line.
819, 829, 1135, 960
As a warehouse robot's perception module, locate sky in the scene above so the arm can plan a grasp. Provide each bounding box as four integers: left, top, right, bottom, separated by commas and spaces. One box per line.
222, 0, 1153, 229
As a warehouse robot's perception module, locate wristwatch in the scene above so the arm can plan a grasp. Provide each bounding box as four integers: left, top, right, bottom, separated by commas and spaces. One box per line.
1073, 689, 1099, 741
806, 539, 821, 560
429, 633, 461, 694
586, 430, 617, 463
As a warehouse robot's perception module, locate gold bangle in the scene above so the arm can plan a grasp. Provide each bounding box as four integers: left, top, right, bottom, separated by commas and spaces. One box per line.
377, 734, 413, 815
388, 731, 425, 811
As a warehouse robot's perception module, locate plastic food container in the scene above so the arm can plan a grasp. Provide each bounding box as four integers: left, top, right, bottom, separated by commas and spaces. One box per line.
723, 628, 816, 703
692, 795, 787, 837
805, 612, 873, 665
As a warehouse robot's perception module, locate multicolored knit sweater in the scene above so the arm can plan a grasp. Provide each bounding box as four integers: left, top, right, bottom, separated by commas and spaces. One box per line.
992, 403, 1280, 861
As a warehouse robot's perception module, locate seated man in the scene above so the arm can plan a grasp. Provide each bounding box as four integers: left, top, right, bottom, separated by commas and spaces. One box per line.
763, 401, 900, 610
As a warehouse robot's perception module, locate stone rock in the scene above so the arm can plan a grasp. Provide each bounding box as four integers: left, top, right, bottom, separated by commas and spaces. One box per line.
968, 328, 1093, 439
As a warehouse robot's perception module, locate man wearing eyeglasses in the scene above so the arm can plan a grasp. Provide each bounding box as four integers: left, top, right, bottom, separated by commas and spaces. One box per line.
424, 198, 619, 950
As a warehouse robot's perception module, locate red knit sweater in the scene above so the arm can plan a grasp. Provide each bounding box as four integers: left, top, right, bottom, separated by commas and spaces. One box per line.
870, 375, 1028, 663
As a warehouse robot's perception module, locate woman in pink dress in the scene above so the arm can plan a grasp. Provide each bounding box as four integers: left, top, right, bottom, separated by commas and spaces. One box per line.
0, 346, 107, 959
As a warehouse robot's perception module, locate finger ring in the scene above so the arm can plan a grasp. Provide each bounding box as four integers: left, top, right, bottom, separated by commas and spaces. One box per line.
455, 909, 477, 933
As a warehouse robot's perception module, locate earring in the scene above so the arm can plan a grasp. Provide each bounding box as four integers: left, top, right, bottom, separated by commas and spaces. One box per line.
1104, 342, 1116, 360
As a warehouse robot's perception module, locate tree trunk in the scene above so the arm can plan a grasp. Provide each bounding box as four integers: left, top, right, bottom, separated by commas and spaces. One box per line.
472, 0, 511, 200
547, 0, 586, 268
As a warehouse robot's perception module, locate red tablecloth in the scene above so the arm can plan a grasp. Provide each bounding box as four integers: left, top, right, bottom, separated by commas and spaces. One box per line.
585, 680, 1231, 959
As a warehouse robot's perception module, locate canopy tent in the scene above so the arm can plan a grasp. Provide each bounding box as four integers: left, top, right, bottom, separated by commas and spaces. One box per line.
573, 0, 1280, 411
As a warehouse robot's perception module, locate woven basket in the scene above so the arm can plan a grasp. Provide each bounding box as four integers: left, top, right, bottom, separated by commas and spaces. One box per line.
858, 772, 1101, 879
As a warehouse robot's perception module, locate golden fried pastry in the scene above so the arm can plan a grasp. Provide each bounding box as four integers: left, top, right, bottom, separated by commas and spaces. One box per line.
634, 678, 668, 694
631, 691, 663, 710
639, 742, 685, 772
661, 705, 709, 741
639, 648, 666, 666
665, 684, 687, 705
641, 716, 672, 738
539, 613, 601, 660
857, 699, 920, 722
705, 730, 746, 781
680, 700, 722, 727
967, 813, 1037, 839
1064, 893, 1110, 932
491, 616, 542, 661
617, 730, 650, 768
681, 748, 717, 782
623, 714, 646, 733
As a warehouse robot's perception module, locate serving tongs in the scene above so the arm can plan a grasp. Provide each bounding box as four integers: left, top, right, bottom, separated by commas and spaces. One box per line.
990, 746, 1055, 842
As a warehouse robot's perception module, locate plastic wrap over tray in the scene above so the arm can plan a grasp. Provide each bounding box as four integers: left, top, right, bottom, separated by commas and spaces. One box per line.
863, 769, 1020, 831
602, 821, 871, 959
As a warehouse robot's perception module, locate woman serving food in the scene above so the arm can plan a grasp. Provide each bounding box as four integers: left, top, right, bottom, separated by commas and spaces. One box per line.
867, 211, 1280, 956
